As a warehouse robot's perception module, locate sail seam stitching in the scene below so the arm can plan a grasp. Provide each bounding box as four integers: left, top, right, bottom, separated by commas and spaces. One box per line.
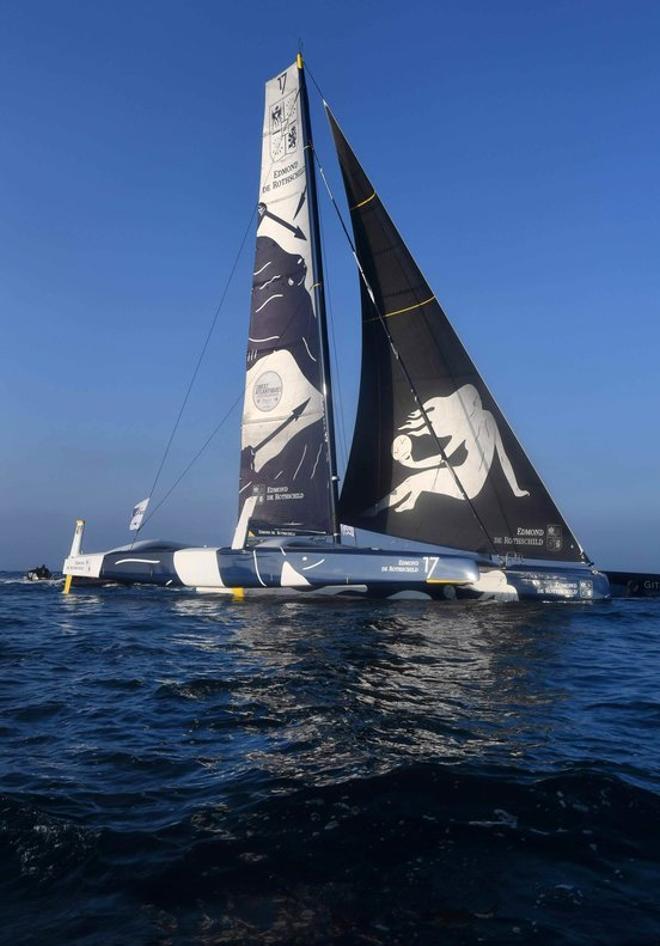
351, 191, 376, 210
366, 294, 436, 321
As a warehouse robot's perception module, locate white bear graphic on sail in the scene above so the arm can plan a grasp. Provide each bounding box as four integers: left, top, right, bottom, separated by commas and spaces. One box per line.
370, 384, 529, 514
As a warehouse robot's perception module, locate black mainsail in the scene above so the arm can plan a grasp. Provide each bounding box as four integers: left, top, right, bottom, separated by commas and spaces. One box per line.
238, 59, 338, 539
327, 108, 584, 563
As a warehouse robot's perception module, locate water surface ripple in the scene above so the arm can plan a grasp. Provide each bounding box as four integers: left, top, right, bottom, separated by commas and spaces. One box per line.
1, 577, 659, 944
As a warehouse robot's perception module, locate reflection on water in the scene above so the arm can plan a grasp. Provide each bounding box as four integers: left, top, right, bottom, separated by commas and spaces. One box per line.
5, 585, 659, 793
224, 600, 583, 781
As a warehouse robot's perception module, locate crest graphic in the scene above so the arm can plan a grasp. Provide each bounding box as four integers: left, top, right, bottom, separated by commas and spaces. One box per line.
546, 524, 563, 552
269, 92, 299, 162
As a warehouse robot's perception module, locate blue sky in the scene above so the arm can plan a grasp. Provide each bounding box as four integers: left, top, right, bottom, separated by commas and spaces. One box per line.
1, 0, 659, 571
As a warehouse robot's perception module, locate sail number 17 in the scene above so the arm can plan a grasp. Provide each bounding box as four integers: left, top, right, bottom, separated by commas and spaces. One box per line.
423, 556, 440, 580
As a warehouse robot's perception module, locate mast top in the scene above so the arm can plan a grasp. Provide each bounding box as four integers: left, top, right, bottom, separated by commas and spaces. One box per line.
296, 52, 304, 70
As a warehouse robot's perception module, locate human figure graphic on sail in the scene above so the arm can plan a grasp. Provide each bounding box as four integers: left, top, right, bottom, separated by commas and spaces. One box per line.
370, 384, 529, 514
241, 236, 325, 483
249, 236, 319, 379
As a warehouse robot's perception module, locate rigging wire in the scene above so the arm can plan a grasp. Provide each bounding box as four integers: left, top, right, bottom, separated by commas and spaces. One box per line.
304, 63, 327, 106
133, 85, 305, 538
135, 205, 256, 537
139, 391, 243, 532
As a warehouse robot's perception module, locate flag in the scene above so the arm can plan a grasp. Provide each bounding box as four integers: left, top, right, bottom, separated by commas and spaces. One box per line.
340, 523, 355, 539
129, 497, 150, 532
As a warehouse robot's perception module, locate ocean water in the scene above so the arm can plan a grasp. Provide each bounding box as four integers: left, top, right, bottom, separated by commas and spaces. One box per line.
1, 576, 660, 945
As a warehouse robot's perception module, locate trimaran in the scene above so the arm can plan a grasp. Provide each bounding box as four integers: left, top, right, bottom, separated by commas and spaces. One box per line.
63, 54, 613, 602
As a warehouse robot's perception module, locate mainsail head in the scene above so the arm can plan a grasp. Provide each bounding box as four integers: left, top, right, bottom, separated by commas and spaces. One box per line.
238, 60, 336, 539
326, 107, 585, 563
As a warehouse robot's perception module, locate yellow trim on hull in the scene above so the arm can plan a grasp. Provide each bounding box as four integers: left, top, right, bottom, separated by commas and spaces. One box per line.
425, 578, 472, 585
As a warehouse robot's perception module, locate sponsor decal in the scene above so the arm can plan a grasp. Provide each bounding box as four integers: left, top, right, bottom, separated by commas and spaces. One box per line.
494, 531, 544, 548
546, 524, 563, 552
380, 558, 423, 575
253, 371, 283, 412
65, 556, 98, 576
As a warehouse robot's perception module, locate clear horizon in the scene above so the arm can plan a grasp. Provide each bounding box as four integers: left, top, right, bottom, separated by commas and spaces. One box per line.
2, 1, 659, 572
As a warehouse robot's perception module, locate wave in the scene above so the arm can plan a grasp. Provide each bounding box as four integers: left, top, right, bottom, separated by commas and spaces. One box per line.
2, 763, 660, 944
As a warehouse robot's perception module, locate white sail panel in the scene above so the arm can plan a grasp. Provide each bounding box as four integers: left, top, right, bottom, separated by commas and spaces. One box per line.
238, 61, 334, 538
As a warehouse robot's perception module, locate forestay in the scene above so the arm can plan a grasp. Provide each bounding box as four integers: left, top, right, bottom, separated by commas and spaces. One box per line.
327, 108, 585, 563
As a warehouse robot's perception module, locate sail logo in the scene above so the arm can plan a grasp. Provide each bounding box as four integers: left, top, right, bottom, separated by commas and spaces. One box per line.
270, 92, 299, 162
546, 524, 563, 552
253, 371, 283, 412
371, 384, 529, 514
242, 350, 324, 474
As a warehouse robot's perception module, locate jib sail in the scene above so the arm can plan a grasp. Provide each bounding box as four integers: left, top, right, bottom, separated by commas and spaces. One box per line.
327, 107, 585, 563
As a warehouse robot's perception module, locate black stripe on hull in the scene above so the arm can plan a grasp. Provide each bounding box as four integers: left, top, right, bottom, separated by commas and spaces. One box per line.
100, 549, 185, 586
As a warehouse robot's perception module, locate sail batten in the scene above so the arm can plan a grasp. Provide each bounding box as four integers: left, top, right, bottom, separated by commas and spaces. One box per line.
327, 106, 585, 563
237, 61, 335, 539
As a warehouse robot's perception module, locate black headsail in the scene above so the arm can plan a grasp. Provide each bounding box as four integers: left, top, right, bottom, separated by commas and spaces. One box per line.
238, 58, 338, 540
326, 107, 585, 563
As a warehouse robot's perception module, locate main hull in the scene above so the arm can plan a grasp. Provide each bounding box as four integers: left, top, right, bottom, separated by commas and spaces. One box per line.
63, 540, 609, 602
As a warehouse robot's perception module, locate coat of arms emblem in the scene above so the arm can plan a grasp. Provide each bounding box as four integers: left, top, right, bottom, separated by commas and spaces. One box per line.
270, 92, 298, 162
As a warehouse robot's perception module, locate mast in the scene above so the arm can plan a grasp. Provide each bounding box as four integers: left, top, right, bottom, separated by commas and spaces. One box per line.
297, 53, 340, 542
